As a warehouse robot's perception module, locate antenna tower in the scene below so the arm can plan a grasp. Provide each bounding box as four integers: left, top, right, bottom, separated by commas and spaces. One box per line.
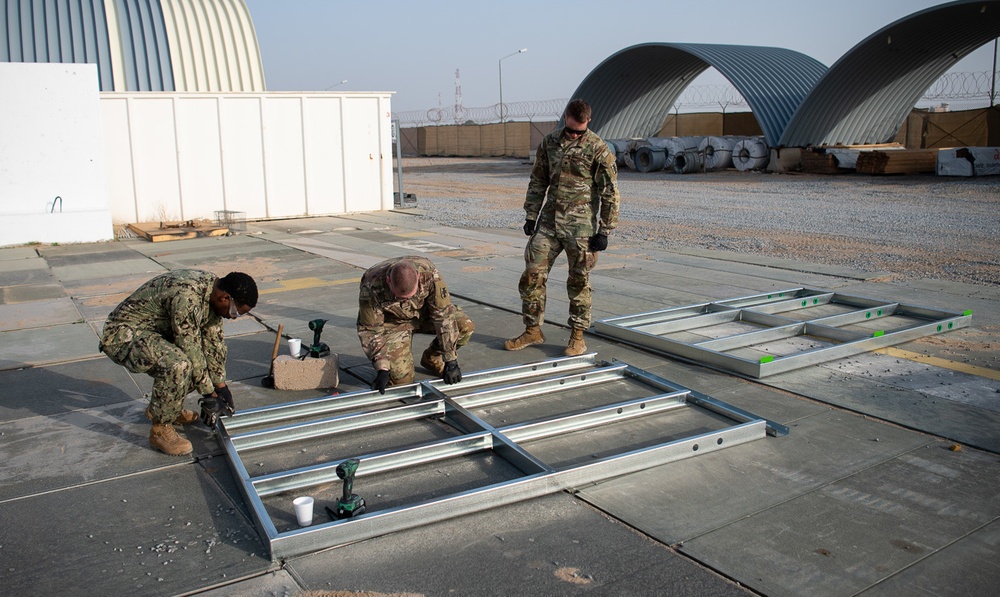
454, 69, 464, 123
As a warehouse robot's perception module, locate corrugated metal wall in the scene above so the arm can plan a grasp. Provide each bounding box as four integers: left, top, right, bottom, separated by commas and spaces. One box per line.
1, 0, 263, 91
1, 0, 115, 90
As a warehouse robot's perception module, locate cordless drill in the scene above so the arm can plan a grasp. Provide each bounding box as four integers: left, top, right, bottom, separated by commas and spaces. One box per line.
332, 458, 366, 519
307, 318, 331, 358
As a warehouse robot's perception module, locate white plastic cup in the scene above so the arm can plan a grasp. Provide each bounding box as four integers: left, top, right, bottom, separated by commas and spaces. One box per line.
293, 496, 314, 526
288, 338, 302, 357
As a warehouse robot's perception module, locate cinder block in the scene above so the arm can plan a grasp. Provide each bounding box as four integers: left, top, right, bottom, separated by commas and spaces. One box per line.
273, 354, 339, 391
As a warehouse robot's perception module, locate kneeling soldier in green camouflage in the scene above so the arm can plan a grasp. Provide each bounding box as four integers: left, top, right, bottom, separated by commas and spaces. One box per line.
357, 256, 474, 393
99, 270, 258, 455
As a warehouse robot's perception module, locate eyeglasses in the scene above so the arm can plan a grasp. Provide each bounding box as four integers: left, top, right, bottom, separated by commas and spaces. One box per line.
564, 126, 587, 136
225, 294, 241, 318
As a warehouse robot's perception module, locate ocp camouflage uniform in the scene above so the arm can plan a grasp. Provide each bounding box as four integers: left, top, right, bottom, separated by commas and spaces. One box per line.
519, 126, 620, 329
99, 269, 226, 423
357, 256, 474, 385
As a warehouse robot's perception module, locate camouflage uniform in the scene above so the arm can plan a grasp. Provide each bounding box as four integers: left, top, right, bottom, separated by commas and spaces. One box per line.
519, 126, 620, 329
357, 256, 474, 386
99, 270, 227, 423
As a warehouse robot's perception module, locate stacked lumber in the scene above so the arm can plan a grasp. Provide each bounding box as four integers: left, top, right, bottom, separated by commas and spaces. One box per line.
800, 149, 842, 174
128, 220, 229, 242
856, 150, 937, 175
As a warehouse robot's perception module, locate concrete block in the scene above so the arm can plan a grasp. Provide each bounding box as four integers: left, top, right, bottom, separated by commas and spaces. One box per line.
273, 354, 339, 391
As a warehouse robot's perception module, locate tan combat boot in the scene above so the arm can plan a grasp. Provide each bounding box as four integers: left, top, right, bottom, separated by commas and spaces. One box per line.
420, 347, 446, 376
504, 325, 545, 351
146, 407, 199, 426
149, 423, 193, 456
564, 328, 587, 356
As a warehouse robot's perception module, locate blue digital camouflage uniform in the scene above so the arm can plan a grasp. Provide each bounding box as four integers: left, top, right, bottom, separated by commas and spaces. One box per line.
99, 269, 227, 423
357, 256, 474, 386
519, 126, 620, 329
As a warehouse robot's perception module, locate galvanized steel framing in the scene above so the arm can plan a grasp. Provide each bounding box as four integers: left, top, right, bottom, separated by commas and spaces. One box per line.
219, 354, 786, 560
593, 288, 973, 378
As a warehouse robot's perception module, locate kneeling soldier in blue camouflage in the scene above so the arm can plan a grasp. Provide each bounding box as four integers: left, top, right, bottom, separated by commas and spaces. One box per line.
358, 256, 474, 393
99, 270, 258, 455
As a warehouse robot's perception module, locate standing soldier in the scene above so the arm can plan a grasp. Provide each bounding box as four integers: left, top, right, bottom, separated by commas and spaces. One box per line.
505, 98, 620, 355
99, 270, 258, 455
357, 256, 474, 393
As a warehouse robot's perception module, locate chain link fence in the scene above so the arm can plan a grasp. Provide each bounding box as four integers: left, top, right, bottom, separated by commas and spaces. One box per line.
394, 70, 1000, 127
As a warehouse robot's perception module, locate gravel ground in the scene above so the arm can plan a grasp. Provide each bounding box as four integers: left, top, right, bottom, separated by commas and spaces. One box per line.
401, 157, 1000, 287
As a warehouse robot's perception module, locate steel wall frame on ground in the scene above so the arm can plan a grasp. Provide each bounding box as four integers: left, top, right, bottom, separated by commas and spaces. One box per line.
218, 354, 787, 560
593, 288, 973, 378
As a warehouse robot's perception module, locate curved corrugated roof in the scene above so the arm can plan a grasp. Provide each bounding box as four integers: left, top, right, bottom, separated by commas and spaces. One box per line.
0, 0, 264, 91
571, 43, 827, 146
779, 0, 1000, 147
0, 0, 115, 89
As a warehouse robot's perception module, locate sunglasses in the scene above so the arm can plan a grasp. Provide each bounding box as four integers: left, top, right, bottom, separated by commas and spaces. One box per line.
564, 126, 587, 136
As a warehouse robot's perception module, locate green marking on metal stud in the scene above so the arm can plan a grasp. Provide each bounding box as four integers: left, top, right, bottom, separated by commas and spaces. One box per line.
760, 355, 775, 364
937, 324, 943, 332
963, 309, 972, 316
873, 330, 884, 338
877, 309, 883, 316
801, 300, 807, 307
948, 322, 953, 329
865, 312, 871, 318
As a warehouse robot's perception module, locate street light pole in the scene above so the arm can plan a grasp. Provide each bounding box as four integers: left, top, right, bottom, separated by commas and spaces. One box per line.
324, 79, 348, 90
499, 48, 527, 156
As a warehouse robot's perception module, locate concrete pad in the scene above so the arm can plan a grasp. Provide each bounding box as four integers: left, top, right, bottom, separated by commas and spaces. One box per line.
194, 569, 303, 596
0, 322, 98, 370
0, 282, 65, 303
61, 270, 164, 298
577, 409, 933, 545
273, 354, 339, 390
287, 493, 753, 596
0, 400, 195, 501
0, 246, 40, 261
0, 357, 142, 422
678, 441, 1000, 596
860, 518, 1000, 596
0, 298, 80, 331
0, 462, 271, 596
766, 363, 1000, 454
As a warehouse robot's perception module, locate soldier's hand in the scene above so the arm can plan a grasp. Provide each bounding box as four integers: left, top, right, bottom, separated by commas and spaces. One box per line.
199, 395, 225, 427
588, 233, 608, 252
215, 384, 235, 416
443, 360, 462, 384
371, 369, 391, 394
523, 219, 535, 236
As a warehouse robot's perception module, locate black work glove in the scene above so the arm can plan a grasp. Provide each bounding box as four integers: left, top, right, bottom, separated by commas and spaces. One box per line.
443, 360, 462, 384
371, 369, 390, 394
522, 219, 535, 236
199, 395, 225, 428
588, 233, 608, 252
214, 384, 235, 415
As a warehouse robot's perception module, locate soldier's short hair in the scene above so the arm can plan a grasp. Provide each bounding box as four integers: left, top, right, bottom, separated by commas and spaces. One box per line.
564, 99, 592, 123
219, 272, 258, 308
388, 262, 419, 298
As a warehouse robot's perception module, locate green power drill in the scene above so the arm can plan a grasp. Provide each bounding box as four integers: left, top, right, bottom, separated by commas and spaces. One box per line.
307, 318, 331, 358
331, 458, 366, 519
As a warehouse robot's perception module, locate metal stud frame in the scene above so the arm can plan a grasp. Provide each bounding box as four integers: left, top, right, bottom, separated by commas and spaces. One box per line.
593, 288, 972, 378
219, 354, 786, 560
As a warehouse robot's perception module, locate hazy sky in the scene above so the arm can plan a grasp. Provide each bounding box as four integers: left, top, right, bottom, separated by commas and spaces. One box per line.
243, 1, 998, 114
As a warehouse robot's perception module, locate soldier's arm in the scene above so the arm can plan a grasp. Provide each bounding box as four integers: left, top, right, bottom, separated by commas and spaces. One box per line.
201, 320, 228, 386
523, 142, 550, 220
357, 289, 390, 371
594, 147, 620, 233
168, 291, 216, 395
427, 271, 460, 362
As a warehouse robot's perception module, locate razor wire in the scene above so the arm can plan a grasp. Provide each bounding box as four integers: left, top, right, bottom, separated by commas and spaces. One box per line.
393, 70, 1000, 126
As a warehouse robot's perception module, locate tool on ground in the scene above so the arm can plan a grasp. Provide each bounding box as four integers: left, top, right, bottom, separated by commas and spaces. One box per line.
261, 323, 284, 388
307, 318, 331, 358
329, 458, 366, 519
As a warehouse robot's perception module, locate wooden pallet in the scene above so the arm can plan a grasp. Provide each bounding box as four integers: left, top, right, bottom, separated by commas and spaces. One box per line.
127, 220, 229, 242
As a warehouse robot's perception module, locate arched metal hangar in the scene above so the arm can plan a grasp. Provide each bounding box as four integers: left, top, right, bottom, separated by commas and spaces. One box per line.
779, 0, 1000, 147
569, 42, 827, 147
